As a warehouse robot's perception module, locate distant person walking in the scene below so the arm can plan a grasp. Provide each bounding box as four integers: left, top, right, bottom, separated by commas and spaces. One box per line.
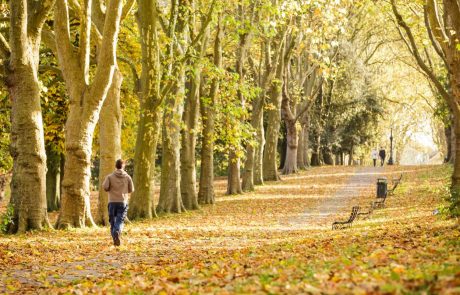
371, 148, 378, 167
379, 147, 386, 167
102, 159, 134, 246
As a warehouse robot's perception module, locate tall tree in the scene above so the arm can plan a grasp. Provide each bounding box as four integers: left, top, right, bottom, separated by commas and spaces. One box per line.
3, 0, 55, 233
226, 1, 255, 195
181, 2, 215, 210
263, 36, 286, 181
156, 0, 189, 214
198, 14, 223, 204
97, 70, 123, 225
390, 0, 460, 215
54, 0, 124, 228
128, 0, 162, 220
93, 0, 133, 225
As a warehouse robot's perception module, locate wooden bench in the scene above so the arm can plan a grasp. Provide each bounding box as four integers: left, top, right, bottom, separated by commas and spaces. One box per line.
357, 201, 374, 219
332, 206, 360, 230
388, 174, 403, 195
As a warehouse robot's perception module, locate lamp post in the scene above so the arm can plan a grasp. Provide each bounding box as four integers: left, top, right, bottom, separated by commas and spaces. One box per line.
388, 127, 394, 165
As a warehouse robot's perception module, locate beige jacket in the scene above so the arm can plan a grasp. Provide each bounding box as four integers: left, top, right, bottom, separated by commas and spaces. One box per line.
102, 169, 134, 203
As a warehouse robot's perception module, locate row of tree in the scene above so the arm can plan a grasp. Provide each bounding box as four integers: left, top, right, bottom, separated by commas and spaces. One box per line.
388, 0, 460, 215
0, 0, 456, 233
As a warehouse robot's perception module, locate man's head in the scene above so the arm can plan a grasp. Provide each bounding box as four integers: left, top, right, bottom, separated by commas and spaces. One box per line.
115, 159, 125, 170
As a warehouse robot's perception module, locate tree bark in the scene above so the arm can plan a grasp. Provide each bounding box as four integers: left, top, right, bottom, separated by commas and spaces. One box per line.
129, 0, 162, 220
263, 48, 285, 181
242, 95, 264, 191
322, 147, 334, 165
46, 146, 61, 212
97, 69, 123, 225
198, 16, 223, 205
348, 146, 354, 166
310, 132, 321, 166
157, 80, 186, 214
297, 113, 310, 170
450, 120, 456, 164
129, 103, 161, 219
6, 0, 54, 233
181, 73, 200, 210
253, 112, 265, 185
198, 93, 216, 203
181, 27, 209, 210
227, 27, 251, 195
156, 0, 189, 214
282, 118, 298, 174
55, 0, 124, 229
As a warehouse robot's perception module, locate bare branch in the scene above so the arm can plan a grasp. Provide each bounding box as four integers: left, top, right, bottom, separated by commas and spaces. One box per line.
41, 28, 57, 55
54, 0, 83, 95
0, 33, 10, 58
39, 65, 63, 78
390, 0, 453, 112
121, 0, 135, 20
423, 5, 449, 70
117, 56, 140, 93
28, 0, 56, 38
425, 0, 450, 50
87, 0, 124, 109
79, 0, 92, 84
190, 0, 216, 48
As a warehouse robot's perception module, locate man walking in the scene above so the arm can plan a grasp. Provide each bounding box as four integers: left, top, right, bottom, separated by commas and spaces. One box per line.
379, 147, 386, 167
371, 148, 378, 167
103, 159, 134, 246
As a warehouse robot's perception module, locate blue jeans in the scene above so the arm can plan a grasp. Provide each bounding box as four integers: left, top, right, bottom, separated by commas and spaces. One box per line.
108, 202, 128, 240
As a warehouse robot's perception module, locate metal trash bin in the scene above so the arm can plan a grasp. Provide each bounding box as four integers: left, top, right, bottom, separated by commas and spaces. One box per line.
377, 178, 387, 198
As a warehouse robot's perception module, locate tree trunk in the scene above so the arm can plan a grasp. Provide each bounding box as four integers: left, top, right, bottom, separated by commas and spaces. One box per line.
242, 96, 264, 191
263, 81, 283, 181
297, 113, 310, 170
450, 70, 460, 205
227, 150, 242, 195
348, 146, 354, 166
7, 0, 53, 233
8, 61, 50, 233
281, 118, 298, 174
310, 133, 321, 166
129, 0, 162, 220
253, 111, 265, 185
450, 120, 456, 164
335, 153, 341, 166
322, 147, 334, 165
157, 76, 186, 214
263, 40, 285, 181
55, 0, 124, 229
181, 27, 210, 209
445, 125, 452, 163
180, 72, 200, 210
46, 146, 61, 212
198, 98, 216, 204
227, 29, 251, 195
97, 69, 123, 225
57, 111, 100, 228
198, 18, 223, 204
129, 104, 161, 219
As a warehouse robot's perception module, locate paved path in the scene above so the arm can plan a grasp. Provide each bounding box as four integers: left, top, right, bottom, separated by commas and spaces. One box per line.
286, 166, 385, 227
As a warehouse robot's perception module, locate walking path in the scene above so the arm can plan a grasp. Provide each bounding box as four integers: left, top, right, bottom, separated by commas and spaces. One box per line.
1, 165, 457, 294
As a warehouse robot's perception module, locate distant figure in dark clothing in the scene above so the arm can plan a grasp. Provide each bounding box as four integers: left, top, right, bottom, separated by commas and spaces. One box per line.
379, 147, 386, 167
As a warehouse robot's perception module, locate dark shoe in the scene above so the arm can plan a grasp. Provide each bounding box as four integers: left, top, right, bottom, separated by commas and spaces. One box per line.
113, 231, 121, 246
